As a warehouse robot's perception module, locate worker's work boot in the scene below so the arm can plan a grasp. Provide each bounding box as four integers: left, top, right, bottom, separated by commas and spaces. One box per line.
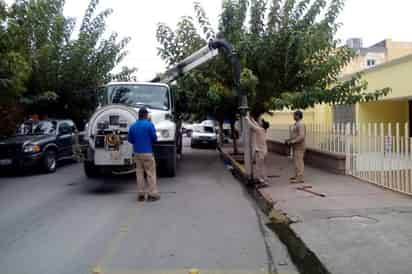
147, 195, 160, 202
137, 193, 146, 202
290, 177, 304, 184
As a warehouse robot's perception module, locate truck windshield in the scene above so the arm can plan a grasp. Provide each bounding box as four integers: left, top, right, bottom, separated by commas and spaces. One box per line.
108, 84, 170, 110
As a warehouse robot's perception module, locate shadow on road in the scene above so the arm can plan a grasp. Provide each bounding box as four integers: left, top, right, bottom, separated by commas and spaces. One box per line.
0, 159, 78, 178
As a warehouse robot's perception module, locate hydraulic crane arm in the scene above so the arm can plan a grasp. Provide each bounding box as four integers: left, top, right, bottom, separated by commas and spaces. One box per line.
152, 39, 242, 99
152, 38, 253, 178
152, 44, 218, 83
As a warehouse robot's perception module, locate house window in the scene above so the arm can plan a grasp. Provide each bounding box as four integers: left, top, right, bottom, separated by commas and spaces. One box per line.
333, 104, 356, 124
367, 59, 376, 67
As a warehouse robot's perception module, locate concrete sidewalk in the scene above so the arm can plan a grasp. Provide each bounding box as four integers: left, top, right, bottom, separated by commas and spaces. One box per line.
262, 152, 412, 274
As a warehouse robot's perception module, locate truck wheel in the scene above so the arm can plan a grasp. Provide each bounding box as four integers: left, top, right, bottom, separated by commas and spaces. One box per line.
84, 161, 100, 178
164, 153, 177, 177
177, 135, 183, 155
43, 150, 57, 173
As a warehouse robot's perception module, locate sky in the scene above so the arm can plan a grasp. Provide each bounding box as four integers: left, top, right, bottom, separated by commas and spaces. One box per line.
7, 0, 412, 81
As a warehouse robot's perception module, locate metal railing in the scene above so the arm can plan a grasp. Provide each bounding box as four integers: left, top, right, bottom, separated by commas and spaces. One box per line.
268, 122, 412, 196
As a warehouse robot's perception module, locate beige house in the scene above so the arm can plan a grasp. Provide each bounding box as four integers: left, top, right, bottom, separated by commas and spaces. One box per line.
266, 38, 412, 127
341, 38, 412, 76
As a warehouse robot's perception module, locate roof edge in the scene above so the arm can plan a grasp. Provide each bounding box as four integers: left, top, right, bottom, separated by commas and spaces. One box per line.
339, 53, 412, 81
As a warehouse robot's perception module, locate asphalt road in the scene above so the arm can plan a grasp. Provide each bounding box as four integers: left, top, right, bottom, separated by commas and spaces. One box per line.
0, 142, 298, 274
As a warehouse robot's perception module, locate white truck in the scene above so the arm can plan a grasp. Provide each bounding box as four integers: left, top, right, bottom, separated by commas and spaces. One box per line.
80, 82, 181, 178
77, 38, 250, 180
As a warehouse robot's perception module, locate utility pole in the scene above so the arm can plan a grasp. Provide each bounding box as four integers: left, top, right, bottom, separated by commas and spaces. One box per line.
207, 40, 253, 179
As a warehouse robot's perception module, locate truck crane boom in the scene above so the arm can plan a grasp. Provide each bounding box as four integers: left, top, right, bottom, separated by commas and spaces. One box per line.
153, 44, 218, 83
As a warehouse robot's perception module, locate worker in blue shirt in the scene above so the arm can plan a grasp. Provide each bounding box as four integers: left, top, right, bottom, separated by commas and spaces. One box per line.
128, 107, 159, 202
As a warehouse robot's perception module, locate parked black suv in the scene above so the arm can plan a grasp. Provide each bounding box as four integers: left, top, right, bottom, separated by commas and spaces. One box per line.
0, 119, 78, 173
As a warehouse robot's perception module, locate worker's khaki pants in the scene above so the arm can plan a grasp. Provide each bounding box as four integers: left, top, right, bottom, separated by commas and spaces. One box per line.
293, 147, 305, 181
254, 151, 267, 182
134, 153, 159, 198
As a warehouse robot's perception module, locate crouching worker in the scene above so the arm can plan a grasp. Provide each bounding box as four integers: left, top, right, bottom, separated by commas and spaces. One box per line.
246, 116, 270, 188
128, 107, 160, 202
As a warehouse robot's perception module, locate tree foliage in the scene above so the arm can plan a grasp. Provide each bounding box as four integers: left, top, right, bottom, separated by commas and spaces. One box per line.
0, 0, 132, 131
156, 0, 390, 122
0, 0, 30, 104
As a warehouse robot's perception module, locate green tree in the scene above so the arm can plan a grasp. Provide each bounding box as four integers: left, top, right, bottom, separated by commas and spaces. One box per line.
0, 0, 30, 137
6, 0, 132, 127
0, 0, 30, 104
156, 2, 250, 153
234, 0, 390, 116
156, 0, 390, 123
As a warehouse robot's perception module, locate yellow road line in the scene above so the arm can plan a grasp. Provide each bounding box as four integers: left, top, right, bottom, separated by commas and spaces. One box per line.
92, 203, 142, 273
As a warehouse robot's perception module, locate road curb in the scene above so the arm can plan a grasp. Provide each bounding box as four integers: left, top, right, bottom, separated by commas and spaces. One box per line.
218, 147, 274, 214
219, 147, 331, 274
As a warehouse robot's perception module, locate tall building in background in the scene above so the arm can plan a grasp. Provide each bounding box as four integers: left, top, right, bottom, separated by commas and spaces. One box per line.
341, 38, 412, 76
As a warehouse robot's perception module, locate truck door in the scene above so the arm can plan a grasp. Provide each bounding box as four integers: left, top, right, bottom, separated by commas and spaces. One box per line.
57, 121, 74, 158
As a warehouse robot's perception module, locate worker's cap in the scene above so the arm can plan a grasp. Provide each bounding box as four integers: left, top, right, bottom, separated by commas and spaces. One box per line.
138, 107, 149, 117
294, 110, 303, 119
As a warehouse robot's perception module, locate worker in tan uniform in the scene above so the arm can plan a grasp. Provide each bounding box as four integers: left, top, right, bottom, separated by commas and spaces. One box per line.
286, 111, 306, 184
246, 116, 270, 188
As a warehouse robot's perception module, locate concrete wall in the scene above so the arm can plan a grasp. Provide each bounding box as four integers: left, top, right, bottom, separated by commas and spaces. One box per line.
386, 40, 412, 61
356, 99, 409, 137
357, 55, 412, 101
357, 100, 409, 124
265, 104, 333, 127
267, 140, 346, 175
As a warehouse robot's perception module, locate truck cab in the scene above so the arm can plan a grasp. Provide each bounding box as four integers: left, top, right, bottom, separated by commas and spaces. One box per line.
82, 82, 180, 178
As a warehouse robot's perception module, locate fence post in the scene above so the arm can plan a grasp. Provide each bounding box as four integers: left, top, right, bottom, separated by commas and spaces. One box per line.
367, 123, 372, 181
409, 137, 412, 193
345, 123, 351, 175
357, 123, 362, 178
405, 123, 410, 193
395, 123, 400, 190
388, 123, 393, 189
373, 123, 378, 185
380, 123, 385, 187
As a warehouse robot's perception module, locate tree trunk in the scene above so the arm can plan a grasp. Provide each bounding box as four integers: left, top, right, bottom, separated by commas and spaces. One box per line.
230, 121, 239, 155
218, 120, 224, 145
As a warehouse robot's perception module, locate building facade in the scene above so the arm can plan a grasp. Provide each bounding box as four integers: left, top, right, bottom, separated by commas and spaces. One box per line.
267, 39, 412, 136
341, 38, 412, 76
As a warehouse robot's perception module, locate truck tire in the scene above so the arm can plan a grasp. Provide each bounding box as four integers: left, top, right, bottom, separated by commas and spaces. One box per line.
163, 150, 177, 177
177, 134, 183, 155
84, 161, 100, 178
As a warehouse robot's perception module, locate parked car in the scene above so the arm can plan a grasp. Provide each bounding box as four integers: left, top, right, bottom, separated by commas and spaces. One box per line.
182, 123, 194, 137
190, 123, 218, 148
0, 119, 78, 173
